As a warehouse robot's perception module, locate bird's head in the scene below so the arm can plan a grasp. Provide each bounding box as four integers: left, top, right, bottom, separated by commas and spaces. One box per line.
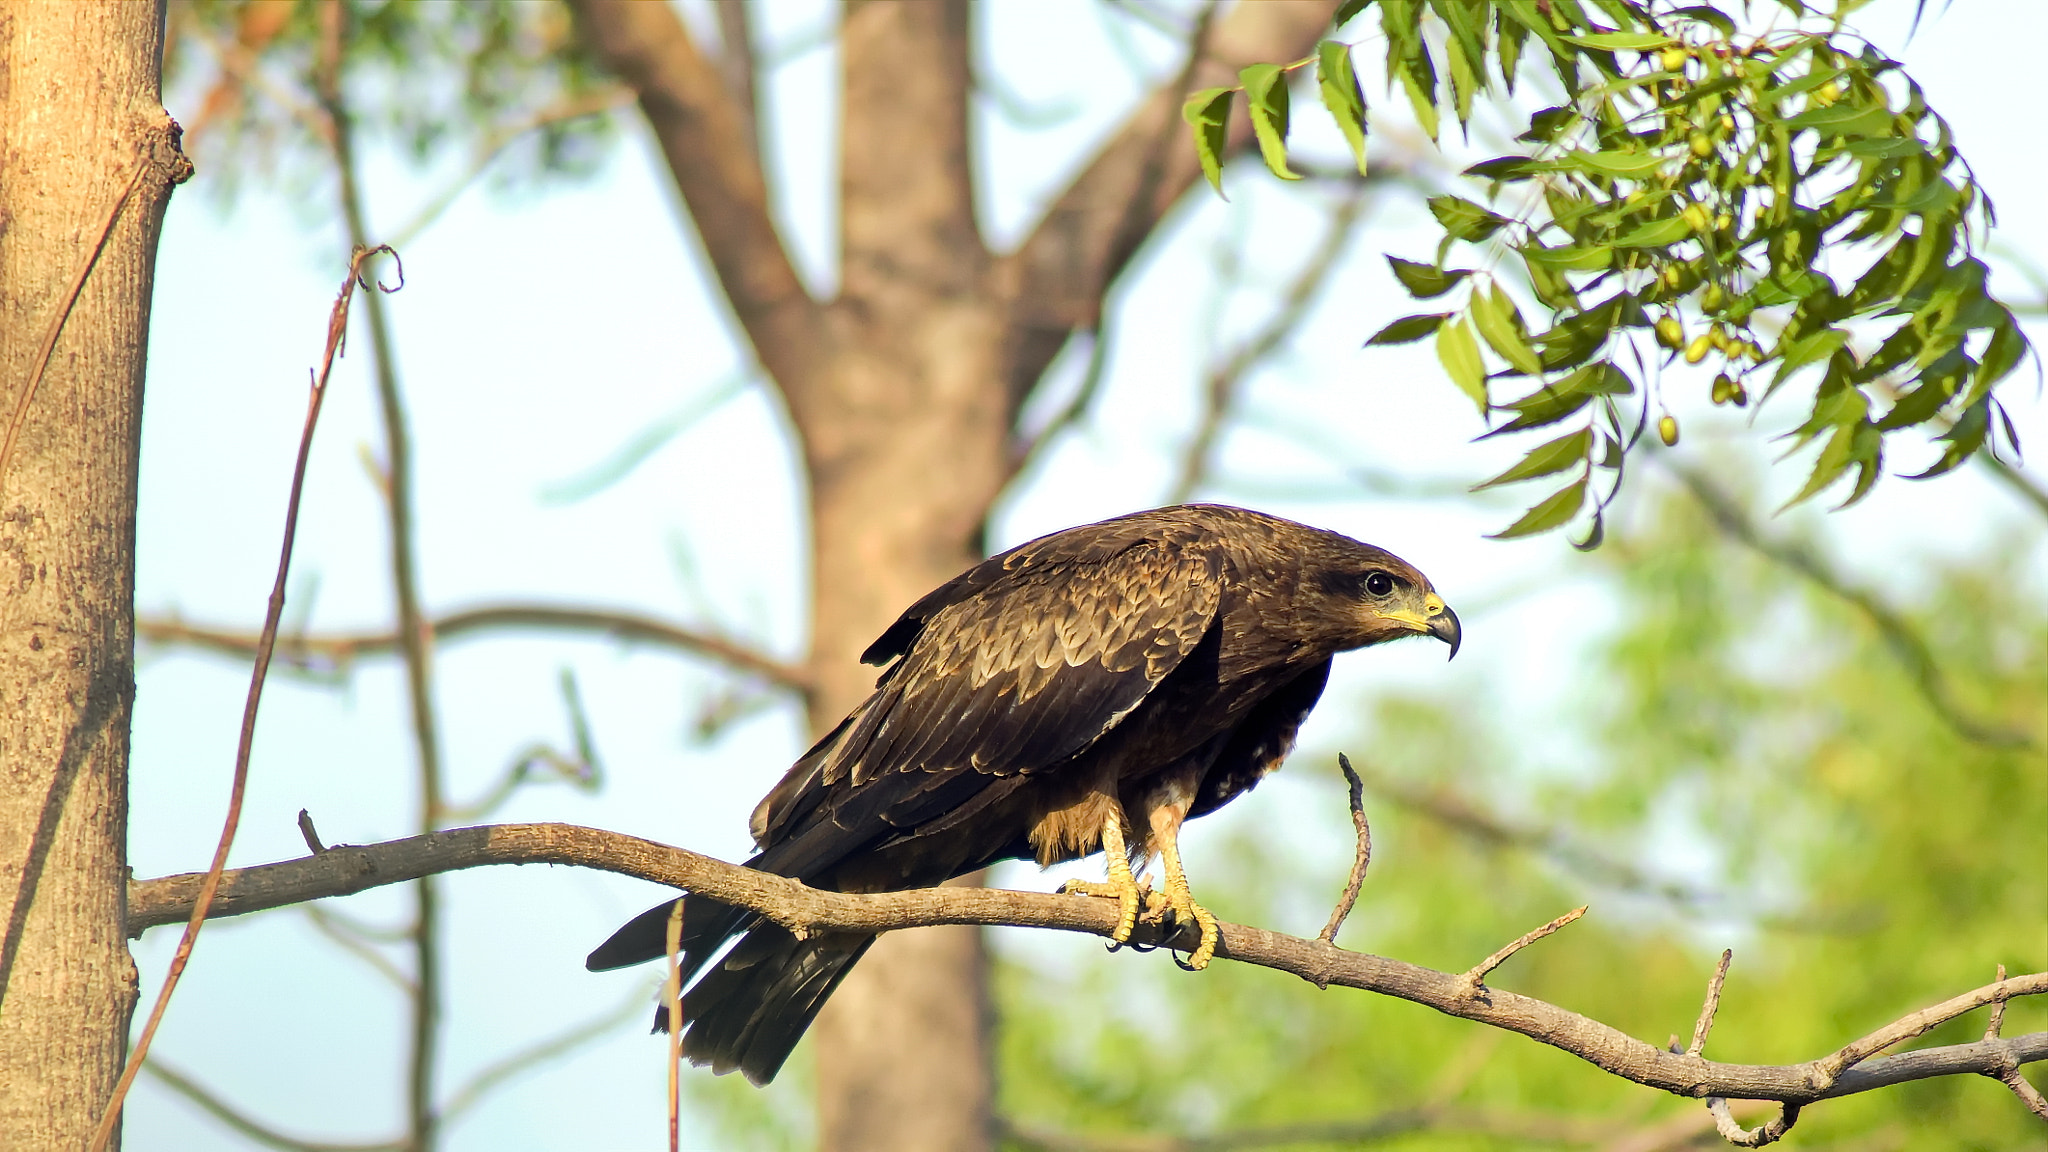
1305, 543, 1460, 659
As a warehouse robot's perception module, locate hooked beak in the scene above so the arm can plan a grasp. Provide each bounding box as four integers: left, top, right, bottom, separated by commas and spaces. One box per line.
1429, 601, 1461, 660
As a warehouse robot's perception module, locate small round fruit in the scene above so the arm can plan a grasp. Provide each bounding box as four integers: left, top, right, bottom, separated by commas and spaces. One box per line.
1684, 334, 1712, 364
1701, 282, 1726, 310
1712, 373, 1735, 404
1690, 131, 1714, 157
1658, 415, 1680, 446
1729, 379, 1750, 407
1656, 316, 1685, 349
1660, 46, 1688, 72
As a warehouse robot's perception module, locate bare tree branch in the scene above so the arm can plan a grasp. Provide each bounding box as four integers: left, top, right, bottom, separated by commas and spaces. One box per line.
711, 0, 759, 158
1166, 187, 1374, 505
999, 0, 1339, 411
1318, 753, 1371, 944
1669, 465, 2040, 754
126, 822, 2048, 1113
143, 1059, 403, 1152
563, 0, 827, 389
137, 603, 812, 697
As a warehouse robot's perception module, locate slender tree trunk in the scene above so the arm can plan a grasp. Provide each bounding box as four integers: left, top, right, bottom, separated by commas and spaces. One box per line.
0, 3, 187, 1148
798, 6, 1006, 1147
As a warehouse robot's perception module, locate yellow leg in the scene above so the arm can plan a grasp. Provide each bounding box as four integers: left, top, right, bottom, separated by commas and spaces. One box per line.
1057, 810, 1141, 945
1151, 803, 1218, 971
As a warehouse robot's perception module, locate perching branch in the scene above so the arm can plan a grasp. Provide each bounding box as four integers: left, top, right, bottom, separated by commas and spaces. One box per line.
1670, 465, 2039, 754
127, 822, 2048, 1118
137, 602, 812, 697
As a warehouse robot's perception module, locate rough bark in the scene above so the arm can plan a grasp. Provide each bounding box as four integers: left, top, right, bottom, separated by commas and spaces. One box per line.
0, 3, 187, 1148
563, 2, 1339, 1147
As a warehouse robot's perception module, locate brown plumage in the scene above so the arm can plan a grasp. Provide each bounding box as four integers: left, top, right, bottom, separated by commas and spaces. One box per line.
586, 504, 1460, 1084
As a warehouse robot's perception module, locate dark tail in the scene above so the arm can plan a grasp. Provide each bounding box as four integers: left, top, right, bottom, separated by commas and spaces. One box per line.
586, 893, 874, 1085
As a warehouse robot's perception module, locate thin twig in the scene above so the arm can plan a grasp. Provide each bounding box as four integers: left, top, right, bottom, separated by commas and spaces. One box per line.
1982, 453, 2048, 522
137, 603, 811, 696
1689, 950, 1734, 1058
88, 245, 394, 1152
303, 904, 415, 994
1670, 464, 2038, 753
664, 898, 685, 1152
1988, 963, 2010, 1041
317, 14, 444, 1140
127, 822, 2048, 1112
297, 809, 328, 855
142, 1060, 403, 1152
1167, 188, 1374, 505
1319, 754, 1371, 944
1706, 1100, 1800, 1148
437, 979, 657, 1124
1, 158, 151, 502
1458, 907, 1589, 999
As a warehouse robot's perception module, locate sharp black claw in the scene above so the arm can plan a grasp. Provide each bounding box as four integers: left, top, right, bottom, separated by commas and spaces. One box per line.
1172, 951, 1200, 972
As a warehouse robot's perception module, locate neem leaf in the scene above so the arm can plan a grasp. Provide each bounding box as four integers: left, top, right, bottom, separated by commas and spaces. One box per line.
1388, 256, 1472, 300
1182, 86, 1235, 194
1436, 315, 1489, 414
1471, 285, 1542, 376
1366, 312, 1452, 345
1613, 215, 1693, 248
1317, 40, 1369, 177
1489, 477, 1589, 539
1560, 31, 1677, 51
1334, 0, 1370, 25
1563, 149, 1668, 179
1239, 63, 1301, 181
1475, 427, 1594, 489
1428, 195, 1513, 242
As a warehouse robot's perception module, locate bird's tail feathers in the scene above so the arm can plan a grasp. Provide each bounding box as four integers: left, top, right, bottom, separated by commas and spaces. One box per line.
657, 923, 874, 1086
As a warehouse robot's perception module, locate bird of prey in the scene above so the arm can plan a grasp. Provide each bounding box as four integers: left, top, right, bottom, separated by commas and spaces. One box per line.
587, 504, 1459, 1084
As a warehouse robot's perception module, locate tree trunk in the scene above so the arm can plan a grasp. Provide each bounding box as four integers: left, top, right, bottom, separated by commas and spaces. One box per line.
799, 5, 1005, 1148
0, 3, 187, 1148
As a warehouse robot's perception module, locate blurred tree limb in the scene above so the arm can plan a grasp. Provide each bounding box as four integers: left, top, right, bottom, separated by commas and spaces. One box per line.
137, 603, 810, 697
1668, 464, 2039, 753
127, 821, 2047, 1122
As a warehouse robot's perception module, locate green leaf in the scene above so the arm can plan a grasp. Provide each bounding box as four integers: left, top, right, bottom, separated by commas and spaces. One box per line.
1471, 285, 1542, 376
1464, 155, 1542, 182
1563, 149, 1668, 179
1770, 327, 1851, 388
1561, 31, 1677, 50
1476, 427, 1594, 489
1613, 215, 1693, 248
1907, 395, 1988, 479
1316, 41, 1370, 176
1976, 317, 2028, 388
1523, 242, 1615, 273
1782, 420, 1859, 510
1388, 256, 1472, 300
1181, 87, 1235, 194
1239, 64, 1301, 181
1489, 477, 1589, 539
1782, 100, 1894, 139
1365, 312, 1452, 346
1518, 105, 1579, 143
1429, 195, 1513, 243
1436, 315, 1489, 414
1334, 0, 1371, 25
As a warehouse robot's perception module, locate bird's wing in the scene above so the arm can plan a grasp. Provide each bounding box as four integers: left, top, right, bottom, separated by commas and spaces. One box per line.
752, 526, 1224, 845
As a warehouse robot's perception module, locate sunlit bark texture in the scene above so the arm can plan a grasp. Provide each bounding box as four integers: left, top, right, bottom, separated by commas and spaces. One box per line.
0, 2, 187, 1147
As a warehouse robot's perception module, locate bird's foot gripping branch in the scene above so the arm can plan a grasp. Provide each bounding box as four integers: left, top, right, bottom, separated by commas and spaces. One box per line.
126, 820, 2048, 1144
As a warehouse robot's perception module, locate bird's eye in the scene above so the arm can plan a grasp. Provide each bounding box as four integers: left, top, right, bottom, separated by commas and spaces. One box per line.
1364, 571, 1394, 597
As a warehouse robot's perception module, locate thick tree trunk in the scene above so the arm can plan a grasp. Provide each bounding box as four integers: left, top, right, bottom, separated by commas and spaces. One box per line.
0, 3, 186, 1148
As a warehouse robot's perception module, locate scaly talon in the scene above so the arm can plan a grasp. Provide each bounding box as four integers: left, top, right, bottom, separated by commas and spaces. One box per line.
1060, 811, 1142, 946
1150, 800, 1218, 970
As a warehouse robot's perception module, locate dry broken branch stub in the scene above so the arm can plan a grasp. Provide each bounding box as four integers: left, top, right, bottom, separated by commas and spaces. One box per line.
125, 822, 2048, 1114
1318, 753, 1371, 946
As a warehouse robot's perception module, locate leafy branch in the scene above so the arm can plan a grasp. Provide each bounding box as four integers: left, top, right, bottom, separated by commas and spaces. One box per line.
1199, 0, 2035, 542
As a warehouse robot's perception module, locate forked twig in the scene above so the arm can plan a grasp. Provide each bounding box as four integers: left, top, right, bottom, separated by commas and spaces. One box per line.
88, 246, 399, 1152
1319, 754, 1372, 944
1707, 1100, 1802, 1148
1457, 907, 1589, 999
1982, 964, 2048, 1120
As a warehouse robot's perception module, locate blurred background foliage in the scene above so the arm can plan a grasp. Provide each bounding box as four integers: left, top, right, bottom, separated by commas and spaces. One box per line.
683, 473, 2046, 1150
